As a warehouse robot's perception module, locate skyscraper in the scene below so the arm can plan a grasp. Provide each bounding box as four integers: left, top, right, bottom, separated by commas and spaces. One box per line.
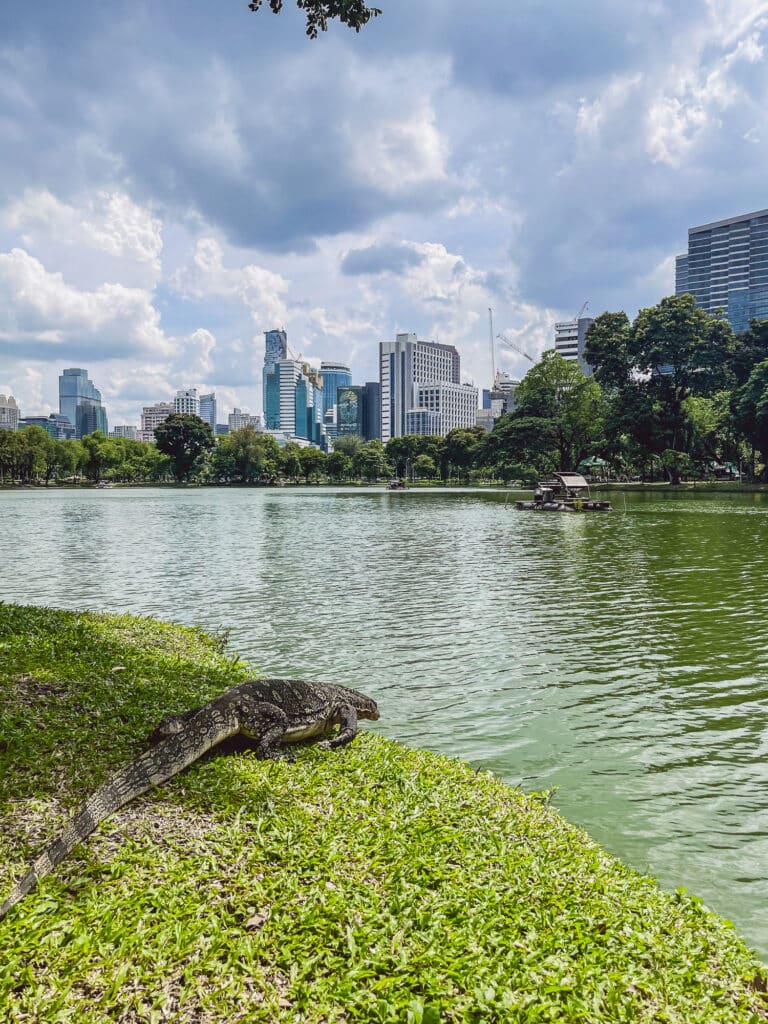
675, 208, 768, 333
554, 317, 595, 376
263, 328, 288, 426
58, 368, 108, 439
319, 361, 352, 417
379, 333, 474, 442
199, 392, 216, 430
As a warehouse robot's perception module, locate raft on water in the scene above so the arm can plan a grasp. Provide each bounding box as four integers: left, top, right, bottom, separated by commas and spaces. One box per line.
514, 471, 612, 512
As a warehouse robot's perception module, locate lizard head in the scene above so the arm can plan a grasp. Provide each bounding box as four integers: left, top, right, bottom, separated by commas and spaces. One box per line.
349, 689, 380, 721
340, 685, 379, 721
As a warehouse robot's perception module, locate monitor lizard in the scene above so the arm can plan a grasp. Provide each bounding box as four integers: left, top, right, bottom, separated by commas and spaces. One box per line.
0, 677, 379, 919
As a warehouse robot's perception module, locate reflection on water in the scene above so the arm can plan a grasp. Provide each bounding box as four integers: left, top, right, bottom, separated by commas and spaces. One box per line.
2, 486, 768, 954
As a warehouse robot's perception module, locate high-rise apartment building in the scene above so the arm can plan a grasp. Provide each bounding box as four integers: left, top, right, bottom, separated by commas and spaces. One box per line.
319, 361, 352, 417
140, 401, 173, 441
228, 408, 262, 432
58, 368, 108, 438
174, 388, 199, 417
675, 208, 768, 333
0, 394, 19, 431
111, 425, 139, 440
379, 333, 465, 442
199, 392, 216, 430
554, 317, 595, 376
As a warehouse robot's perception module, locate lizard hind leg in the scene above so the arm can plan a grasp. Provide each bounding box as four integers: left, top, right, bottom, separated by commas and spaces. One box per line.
238, 699, 289, 760
147, 707, 198, 744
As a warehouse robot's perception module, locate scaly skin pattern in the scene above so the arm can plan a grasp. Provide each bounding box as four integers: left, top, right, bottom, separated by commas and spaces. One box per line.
0, 678, 379, 919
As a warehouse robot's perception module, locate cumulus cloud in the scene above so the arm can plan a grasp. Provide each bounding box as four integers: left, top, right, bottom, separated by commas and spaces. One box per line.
171, 238, 289, 327
1, 190, 163, 288
0, 247, 171, 359
341, 242, 425, 276
4, 0, 768, 419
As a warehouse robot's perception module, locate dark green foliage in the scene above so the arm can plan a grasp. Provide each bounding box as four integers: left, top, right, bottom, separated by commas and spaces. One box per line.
353, 439, 391, 481
1, 604, 766, 1021
154, 413, 215, 482
247, 0, 381, 38
735, 359, 768, 478
210, 424, 281, 483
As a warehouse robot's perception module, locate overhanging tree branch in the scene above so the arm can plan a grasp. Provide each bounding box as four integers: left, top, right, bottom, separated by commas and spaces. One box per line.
247, 0, 381, 37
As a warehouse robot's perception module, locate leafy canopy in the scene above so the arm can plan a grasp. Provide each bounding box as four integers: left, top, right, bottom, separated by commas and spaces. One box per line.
247, 0, 380, 37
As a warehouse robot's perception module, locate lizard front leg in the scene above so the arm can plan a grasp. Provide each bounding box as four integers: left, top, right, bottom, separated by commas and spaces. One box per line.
237, 697, 290, 759
319, 703, 358, 749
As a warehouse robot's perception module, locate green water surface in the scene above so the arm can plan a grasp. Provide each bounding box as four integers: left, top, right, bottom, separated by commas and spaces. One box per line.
2, 486, 767, 955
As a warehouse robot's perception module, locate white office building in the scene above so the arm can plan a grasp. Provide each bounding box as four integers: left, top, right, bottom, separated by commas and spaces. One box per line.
380, 333, 464, 442
412, 382, 478, 435
173, 388, 200, 417
111, 425, 139, 440
554, 317, 595, 375
0, 395, 19, 431
228, 408, 262, 432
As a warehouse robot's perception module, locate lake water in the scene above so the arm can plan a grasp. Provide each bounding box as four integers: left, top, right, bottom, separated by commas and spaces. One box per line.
2, 486, 767, 956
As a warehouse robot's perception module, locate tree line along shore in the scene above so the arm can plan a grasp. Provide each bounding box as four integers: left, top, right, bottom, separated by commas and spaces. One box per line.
0, 602, 766, 1021
2, 294, 768, 488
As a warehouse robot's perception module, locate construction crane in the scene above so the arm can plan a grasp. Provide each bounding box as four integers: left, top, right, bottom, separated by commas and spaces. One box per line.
497, 332, 535, 364
488, 308, 496, 381
576, 300, 589, 319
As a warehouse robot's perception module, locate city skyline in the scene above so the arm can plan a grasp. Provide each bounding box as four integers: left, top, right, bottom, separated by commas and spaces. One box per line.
3, 3, 768, 424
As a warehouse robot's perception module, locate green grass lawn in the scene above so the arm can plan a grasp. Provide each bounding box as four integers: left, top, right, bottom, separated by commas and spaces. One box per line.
0, 603, 766, 1023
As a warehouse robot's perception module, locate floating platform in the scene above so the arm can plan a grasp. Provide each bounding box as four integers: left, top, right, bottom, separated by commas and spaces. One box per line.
513, 472, 612, 512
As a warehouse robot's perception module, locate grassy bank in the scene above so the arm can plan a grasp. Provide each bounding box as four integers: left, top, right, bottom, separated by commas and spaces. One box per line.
0, 605, 765, 1022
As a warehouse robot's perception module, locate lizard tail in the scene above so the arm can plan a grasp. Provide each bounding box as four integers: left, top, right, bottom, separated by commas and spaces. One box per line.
0, 705, 239, 919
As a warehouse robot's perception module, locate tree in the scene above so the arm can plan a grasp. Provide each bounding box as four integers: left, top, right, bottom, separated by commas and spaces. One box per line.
513, 352, 604, 470
212, 425, 280, 483
736, 359, 768, 480
280, 442, 303, 482
443, 428, 484, 482
631, 295, 735, 450
247, 0, 380, 38
584, 312, 632, 390
353, 440, 391, 482
333, 433, 364, 459
385, 435, 420, 477
298, 446, 326, 483
326, 451, 352, 481
412, 453, 436, 480
154, 414, 214, 482
732, 318, 768, 385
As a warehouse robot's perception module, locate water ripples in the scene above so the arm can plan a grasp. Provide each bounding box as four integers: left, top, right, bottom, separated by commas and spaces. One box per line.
1, 486, 767, 954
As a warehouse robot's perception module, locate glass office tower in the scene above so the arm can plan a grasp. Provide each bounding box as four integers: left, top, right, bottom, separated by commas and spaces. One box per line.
675, 208, 768, 333
58, 368, 107, 438
319, 361, 351, 417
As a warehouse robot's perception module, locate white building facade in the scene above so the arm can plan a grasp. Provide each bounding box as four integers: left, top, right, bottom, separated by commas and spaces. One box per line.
379, 333, 465, 442
228, 408, 262, 432
554, 317, 595, 376
174, 388, 200, 417
413, 382, 478, 435
0, 395, 19, 431
111, 425, 139, 439
140, 401, 173, 442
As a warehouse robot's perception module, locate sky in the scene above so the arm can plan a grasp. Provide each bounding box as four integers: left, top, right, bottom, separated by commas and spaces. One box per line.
2, 0, 768, 425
